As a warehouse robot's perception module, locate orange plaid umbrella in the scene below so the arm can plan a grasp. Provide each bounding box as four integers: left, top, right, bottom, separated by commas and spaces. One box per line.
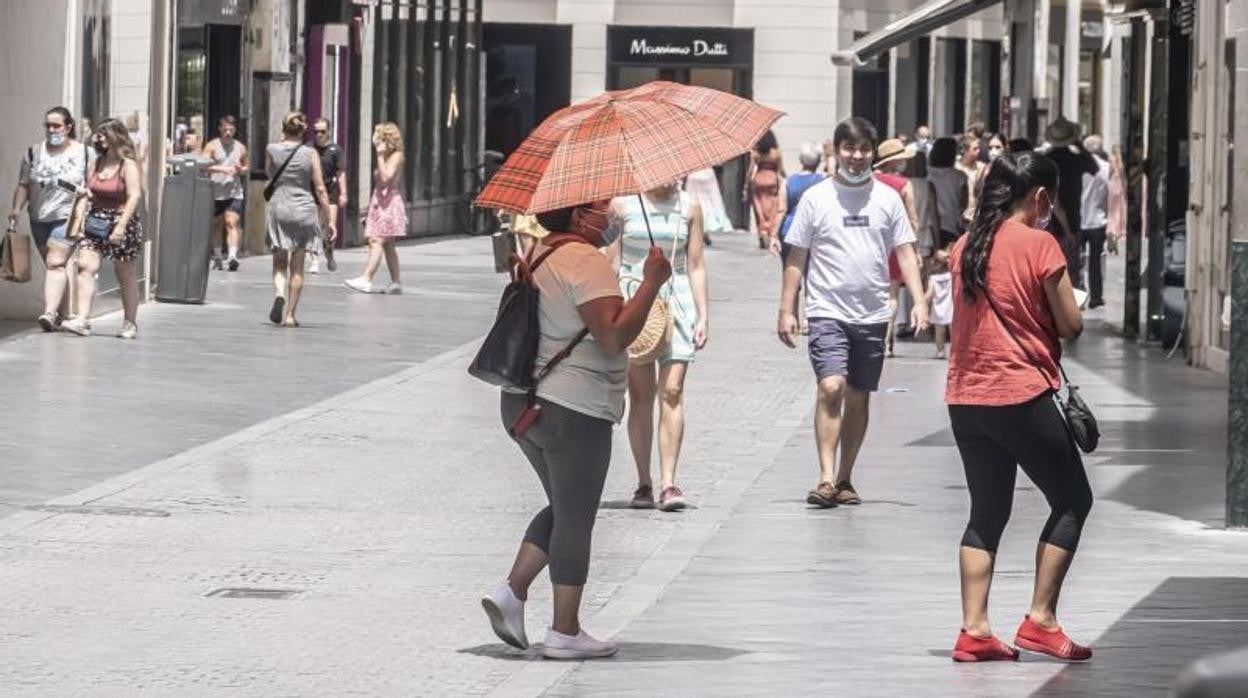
475, 81, 784, 215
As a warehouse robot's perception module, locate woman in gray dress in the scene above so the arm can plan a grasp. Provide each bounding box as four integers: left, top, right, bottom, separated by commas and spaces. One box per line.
266, 111, 334, 327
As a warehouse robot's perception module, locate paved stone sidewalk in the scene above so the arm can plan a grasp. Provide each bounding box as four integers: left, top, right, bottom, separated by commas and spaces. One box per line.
0, 231, 816, 695
0, 231, 1242, 696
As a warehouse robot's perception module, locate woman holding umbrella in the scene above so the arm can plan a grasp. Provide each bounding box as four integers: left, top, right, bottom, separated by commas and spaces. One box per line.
473, 81, 781, 659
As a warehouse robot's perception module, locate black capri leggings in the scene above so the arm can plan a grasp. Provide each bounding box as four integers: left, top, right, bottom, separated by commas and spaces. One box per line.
501, 392, 612, 586
949, 392, 1094, 553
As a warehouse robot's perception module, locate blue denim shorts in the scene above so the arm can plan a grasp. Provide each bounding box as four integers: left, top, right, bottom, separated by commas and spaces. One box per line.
30, 219, 71, 249
807, 318, 888, 391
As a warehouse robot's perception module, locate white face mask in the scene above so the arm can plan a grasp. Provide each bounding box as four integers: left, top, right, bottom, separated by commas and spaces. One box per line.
838, 164, 873, 186
988, 146, 1004, 161
47, 133, 66, 147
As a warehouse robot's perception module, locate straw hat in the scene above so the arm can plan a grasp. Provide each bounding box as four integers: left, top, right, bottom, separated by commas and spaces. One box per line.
1045, 117, 1081, 147
874, 138, 917, 169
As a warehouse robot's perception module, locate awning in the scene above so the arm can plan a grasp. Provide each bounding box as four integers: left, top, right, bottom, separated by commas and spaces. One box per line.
831, 0, 1003, 67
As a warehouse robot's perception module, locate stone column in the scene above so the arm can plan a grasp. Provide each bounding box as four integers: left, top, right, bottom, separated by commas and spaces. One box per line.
1228, 1, 1248, 528
1063, 0, 1080, 120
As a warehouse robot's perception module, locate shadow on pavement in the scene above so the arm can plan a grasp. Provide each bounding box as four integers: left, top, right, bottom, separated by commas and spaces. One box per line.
1032, 577, 1248, 697
458, 642, 750, 662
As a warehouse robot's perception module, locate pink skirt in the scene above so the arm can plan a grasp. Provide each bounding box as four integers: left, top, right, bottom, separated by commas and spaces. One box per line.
365, 185, 408, 239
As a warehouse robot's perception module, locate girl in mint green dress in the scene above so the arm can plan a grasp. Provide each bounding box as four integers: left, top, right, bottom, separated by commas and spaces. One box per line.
608, 184, 709, 513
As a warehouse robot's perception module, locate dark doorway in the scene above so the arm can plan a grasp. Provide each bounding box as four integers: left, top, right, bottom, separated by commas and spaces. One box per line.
483, 23, 572, 159
852, 33, 889, 136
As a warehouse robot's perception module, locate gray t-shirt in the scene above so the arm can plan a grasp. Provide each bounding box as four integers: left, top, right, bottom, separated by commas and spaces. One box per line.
513, 241, 627, 423
207, 138, 247, 201
785, 177, 917, 324
18, 141, 91, 223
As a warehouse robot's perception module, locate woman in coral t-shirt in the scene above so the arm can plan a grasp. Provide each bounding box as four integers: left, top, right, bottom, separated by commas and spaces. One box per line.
945, 152, 1092, 663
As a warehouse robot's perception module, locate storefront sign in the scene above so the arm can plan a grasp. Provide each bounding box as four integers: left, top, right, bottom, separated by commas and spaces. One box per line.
608, 26, 752, 66
179, 0, 247, 26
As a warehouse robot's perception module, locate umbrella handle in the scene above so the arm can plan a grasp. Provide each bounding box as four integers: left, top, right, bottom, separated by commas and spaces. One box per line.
637, 193, 656, 247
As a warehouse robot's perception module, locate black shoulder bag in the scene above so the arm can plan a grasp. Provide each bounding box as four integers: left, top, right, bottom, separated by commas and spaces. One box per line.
467, 238, 590, 437
263, 145, 302, 202
982, 293, 1100, 453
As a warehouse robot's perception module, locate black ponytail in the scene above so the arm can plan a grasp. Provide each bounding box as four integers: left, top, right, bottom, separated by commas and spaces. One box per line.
960, 151, 1059, 300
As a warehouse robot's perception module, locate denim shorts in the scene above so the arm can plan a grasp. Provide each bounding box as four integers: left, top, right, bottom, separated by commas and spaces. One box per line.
807, 318, 888, 391
30, 219, 71, 249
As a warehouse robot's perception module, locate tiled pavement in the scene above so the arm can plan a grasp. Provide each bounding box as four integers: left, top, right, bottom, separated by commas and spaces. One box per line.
0, 232, 1243, 696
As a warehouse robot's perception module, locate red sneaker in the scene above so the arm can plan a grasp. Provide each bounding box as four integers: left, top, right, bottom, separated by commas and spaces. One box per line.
1013, 616, 1092, 661
951, 630, 1020, 662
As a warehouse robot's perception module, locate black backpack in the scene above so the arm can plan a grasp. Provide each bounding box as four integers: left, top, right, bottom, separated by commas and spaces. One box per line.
468, 239, 589, 391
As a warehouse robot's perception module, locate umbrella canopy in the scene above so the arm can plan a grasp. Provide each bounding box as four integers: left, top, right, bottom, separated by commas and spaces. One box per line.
475, 81, 784, 214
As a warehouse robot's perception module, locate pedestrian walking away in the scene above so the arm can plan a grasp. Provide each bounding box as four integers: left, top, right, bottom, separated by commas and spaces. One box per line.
483, 201, 672, 660
608, 184, 710, 512
345, 122, 407, 295
748, 129, 784, 250
1037, 117, 1098, 291
777, 117, 928, 508
7, 106, 92, 331
265, 111, 334, 327
683, 167, 731, 246
925, 248, 953, 358
776, 141, 824, 263
872, 138, 924, 357
946, 151, 1093, 663
308, 118, 346, 274
63, 119, 143, 340
927, 138, 969, 248
1080, 134, 1111, 307
203, 115, 248, 271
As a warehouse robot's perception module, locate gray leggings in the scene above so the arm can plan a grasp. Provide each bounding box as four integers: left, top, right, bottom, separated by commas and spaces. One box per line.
501, 392, 612, 586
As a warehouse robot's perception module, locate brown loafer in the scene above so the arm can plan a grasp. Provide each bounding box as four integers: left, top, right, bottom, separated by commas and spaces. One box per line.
806, 481, 838, 508
834, 482, 862, 505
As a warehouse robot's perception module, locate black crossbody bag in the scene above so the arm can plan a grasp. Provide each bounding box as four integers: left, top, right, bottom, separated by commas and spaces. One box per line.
983, 293, 1100, 453
263, 145, 302, 202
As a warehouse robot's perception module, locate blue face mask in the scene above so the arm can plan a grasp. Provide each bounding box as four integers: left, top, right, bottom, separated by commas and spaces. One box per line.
47, 133, 66, 147
838, 164, 873, 186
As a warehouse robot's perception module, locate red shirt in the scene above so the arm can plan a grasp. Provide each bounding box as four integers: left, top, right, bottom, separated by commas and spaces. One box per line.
945, 221, 1066, 405
875, 173, 907, 282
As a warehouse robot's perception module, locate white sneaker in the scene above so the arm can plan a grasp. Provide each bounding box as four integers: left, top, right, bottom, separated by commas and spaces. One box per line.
344, 277, 374, 294
117, 321, 138, 340
542, 628, 618, 660
62, 317, 91, 337
384, 282, 403, 295
481, 581, 528, 649
308, 255, 321, 274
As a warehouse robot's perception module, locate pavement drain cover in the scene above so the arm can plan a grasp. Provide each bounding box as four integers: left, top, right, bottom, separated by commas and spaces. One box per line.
25, 504, 170, 517
206, 587, 301, 600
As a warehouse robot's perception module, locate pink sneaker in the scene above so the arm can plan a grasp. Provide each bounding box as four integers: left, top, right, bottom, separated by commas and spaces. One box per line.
630, 484, 654, 509
659, 486, 687, 512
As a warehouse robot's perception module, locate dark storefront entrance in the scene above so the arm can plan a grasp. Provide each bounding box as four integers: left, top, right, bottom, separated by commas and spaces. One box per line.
607, 26, 754, 227
483, 24, 572, 159
173, 0, 249, 154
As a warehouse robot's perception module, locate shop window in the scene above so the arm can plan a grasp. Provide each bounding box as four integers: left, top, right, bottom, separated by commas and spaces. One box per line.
968, 41, 1001, 132
1077, 49, 1099, 135
933, 38, 966, 136
851, 32, 889, 137
893, 38, 928, 138
81, 0, 112, 132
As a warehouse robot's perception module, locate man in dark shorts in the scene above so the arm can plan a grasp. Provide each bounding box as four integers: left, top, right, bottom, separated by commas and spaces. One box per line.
309, 117, 347, 273
778, 117, 929, 508
203, 115, 248, 271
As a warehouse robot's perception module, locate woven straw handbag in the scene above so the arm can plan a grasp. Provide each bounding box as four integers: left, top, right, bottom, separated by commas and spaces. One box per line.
622, 277, 673, 364
620, 196, 683, 365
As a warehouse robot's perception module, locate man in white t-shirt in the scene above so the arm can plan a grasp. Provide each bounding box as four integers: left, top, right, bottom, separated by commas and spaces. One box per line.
778, 117, 929, 508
